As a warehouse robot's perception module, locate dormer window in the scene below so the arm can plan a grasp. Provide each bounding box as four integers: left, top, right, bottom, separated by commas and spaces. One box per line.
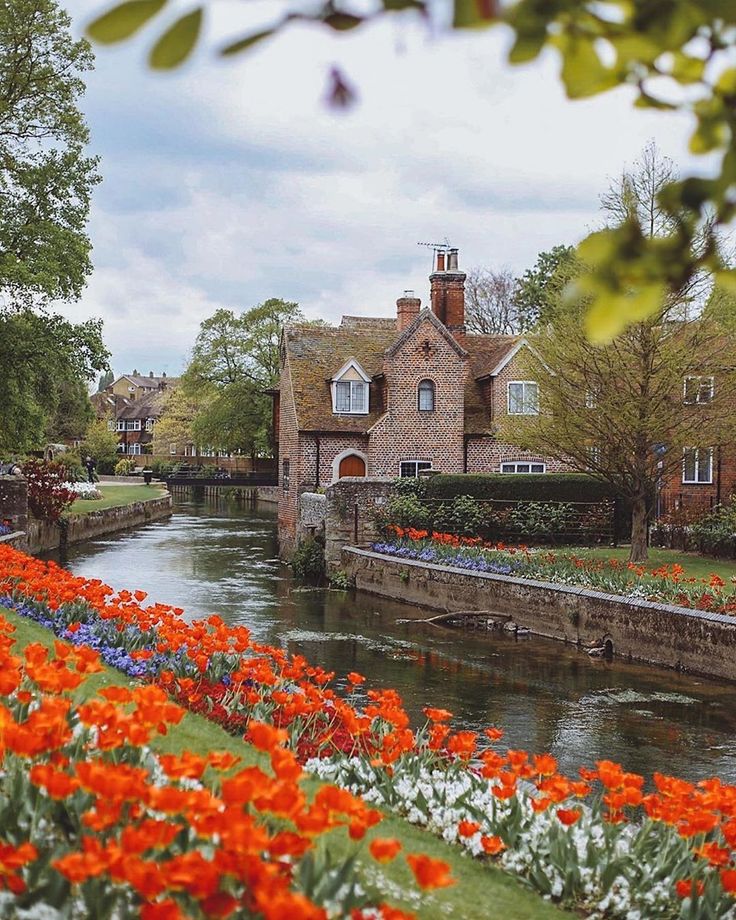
331, 358, 370, 415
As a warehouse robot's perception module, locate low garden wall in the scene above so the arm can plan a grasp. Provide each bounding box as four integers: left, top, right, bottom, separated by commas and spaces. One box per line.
20, 495, 173, 555
342, 546, 736, 681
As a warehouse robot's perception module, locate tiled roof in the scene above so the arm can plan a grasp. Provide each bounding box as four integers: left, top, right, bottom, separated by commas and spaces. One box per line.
117, 390, 168, 420
283, 317, 521, 435
284, 319, 397, 432
122, 374, 178, 388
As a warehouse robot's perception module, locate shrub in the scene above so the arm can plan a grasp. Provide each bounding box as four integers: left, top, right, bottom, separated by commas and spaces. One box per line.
384, 493, 431, 532
20, 459, 76, 522
114, 458, 136, 476
328, 569, 354, 590
291, 536, 325, 583
689, 503, 736, 557
432, 495, 484, 537
392, 475, 428, 498
507, 501, 575, 538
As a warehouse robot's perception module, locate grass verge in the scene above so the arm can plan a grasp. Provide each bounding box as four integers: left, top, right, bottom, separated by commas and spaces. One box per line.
1, 604, 573, 920
68, 485, 168, 515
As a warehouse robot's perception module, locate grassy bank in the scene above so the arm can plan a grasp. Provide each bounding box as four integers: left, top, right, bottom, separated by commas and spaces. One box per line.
0, 604, 572, 920
570, 545, 736, 582
68, 484, 168, 515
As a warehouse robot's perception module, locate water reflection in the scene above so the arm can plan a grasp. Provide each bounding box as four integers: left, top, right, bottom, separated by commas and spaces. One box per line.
52, 495, 736, 783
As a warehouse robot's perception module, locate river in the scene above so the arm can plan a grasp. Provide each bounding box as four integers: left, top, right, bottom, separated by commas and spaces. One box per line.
51, 495, 736, 784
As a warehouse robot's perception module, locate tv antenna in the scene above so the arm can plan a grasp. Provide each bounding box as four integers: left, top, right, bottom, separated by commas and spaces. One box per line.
417, 239, 452, 251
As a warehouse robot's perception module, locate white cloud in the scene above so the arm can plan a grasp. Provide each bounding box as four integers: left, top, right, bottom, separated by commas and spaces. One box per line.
64, 1, 705, 373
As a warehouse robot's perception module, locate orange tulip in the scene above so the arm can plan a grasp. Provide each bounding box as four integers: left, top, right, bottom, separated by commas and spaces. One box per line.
369, 838, 402, 863
406, 854, 455, 890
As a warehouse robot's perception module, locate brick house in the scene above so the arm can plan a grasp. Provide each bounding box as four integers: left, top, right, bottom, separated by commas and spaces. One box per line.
276, 249, 568, 553
91, 372, 175, 457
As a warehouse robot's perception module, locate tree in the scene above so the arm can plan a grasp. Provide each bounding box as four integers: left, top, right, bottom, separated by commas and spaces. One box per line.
46, 375, 94, 443
0, 0, 100, 307
152, 386, 205, 457
0, 310, 108, 454
79, 418, 119, 470
502, 148, 736, 561
182, 298, 302, 457
464, 268, 522, 335
86, 0, 736, 341
97, 370, 114, 392
514, 245, 575, 330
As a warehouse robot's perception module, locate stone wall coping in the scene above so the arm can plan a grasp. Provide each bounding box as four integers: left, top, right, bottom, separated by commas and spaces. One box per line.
0, 532, 24, 544
344, 546, 736, 628
300, 492, 326, 502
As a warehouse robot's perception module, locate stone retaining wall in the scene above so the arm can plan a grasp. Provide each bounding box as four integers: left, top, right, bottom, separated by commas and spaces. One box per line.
20, 495, 173, 555
324, 478, 394, 569
0, 474, 27, 533
342, 547, 736, 681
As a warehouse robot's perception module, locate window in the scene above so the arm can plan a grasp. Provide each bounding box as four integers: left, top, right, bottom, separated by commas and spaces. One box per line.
282, 459, 290, 492
586, 446, 602, 468
399, 460, 432, 478
334, 380, 368, 414
107, 420, 115, 431
684, 376, 714, 404
125, 420, 141, 431
683, 448, 713, 484
128, 442, 141, 456
500, 462, 546, 474
507, 381, 539, 415
116, 420, 125, 432
417, 379, 435, 412
169, 444, 177, 456
145, 418, 154, 431
585, 389, 599, 409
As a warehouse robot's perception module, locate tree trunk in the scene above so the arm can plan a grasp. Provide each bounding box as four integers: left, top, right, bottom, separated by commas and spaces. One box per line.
629, 495, 649, 562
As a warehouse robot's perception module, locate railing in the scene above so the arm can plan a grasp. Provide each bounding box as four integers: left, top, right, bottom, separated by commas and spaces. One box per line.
166, 471, 278, 488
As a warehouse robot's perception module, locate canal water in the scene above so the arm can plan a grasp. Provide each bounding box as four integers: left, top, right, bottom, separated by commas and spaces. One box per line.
52, 496, 736, 784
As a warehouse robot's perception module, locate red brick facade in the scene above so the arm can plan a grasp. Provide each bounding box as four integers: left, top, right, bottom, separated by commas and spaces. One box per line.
276, 250, 575, 552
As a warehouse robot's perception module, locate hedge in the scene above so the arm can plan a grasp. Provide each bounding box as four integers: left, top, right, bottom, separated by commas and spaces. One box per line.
424, 474, 632, 542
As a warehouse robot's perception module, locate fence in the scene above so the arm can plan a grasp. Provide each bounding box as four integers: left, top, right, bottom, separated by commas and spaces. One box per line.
421, 498, 616, 545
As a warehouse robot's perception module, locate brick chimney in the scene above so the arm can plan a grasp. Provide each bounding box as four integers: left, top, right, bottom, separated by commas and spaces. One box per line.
397, 290, 421, 331
430, 248, 466, 330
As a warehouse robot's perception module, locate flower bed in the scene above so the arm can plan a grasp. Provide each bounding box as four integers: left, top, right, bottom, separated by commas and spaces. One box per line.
372, 527, 736, 615
3, 544, 736, 917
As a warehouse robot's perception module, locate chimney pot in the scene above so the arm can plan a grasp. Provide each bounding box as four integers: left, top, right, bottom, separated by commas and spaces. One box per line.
448, 248, 459, 271
436, 250, 445, 272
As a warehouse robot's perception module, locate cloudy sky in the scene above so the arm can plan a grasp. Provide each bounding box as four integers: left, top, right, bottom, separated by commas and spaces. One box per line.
63, 0, 703, 377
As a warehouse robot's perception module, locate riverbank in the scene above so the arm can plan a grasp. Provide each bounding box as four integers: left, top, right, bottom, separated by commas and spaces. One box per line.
19, 490, 172, 554
341, 546, 736, 682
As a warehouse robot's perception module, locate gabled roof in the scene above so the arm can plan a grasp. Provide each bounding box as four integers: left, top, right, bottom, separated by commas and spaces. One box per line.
386, 308, 468, 359
117, 390, 168, 420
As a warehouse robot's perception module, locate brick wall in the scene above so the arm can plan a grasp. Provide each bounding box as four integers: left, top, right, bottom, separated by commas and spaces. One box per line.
369, 315, 467, 477
0, 475, 27, 533
466, 438, 571, 474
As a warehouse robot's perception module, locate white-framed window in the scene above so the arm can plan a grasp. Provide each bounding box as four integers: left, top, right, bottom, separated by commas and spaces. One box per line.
500, 461, 546, 474
125, 419, 141, 431
145, 418, 154, 431
507, 381, 539, 415
334, 380, 368, 414
169, 444, 177, 456
128, 442, 142, 455
116, 420, 125, 432
107, 420, 115, 431
684, 376, 714, 404
586, 446, 602, 468
682, 448, 713, 484
585, 388, 599, 409
417, 379, 435, 412
399, 460, 432, 478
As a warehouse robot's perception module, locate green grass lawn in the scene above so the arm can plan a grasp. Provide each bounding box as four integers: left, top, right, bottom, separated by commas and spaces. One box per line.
0, 604, 573, 920
68, 484, 168, 515
566, 545, 736, 582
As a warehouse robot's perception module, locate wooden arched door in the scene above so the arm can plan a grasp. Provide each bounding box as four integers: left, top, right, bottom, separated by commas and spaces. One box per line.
338, 455, 366, 478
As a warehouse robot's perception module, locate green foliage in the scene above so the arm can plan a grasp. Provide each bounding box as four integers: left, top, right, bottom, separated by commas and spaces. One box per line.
506, 501, 574, 537
392, 476, 427, 498
114, 457, 136, 476
85, 0, 736, 340
97, 369, 114, 392
514, 245, 575, 329
0, 0, 100, 307
328, 569, 354, 590
689, 504, 736, 558
79, 419, 120, 473
0, 311, 108, 454
432, 495, 484, 537
385, 493, 431, 531
426, 473, 615, 503
291, 536, 325, 584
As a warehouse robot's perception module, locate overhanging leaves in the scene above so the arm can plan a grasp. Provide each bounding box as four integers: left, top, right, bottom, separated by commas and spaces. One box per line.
86, 0, 168, 44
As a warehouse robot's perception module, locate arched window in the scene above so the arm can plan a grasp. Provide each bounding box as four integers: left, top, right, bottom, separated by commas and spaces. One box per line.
418, 379, 435, 412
